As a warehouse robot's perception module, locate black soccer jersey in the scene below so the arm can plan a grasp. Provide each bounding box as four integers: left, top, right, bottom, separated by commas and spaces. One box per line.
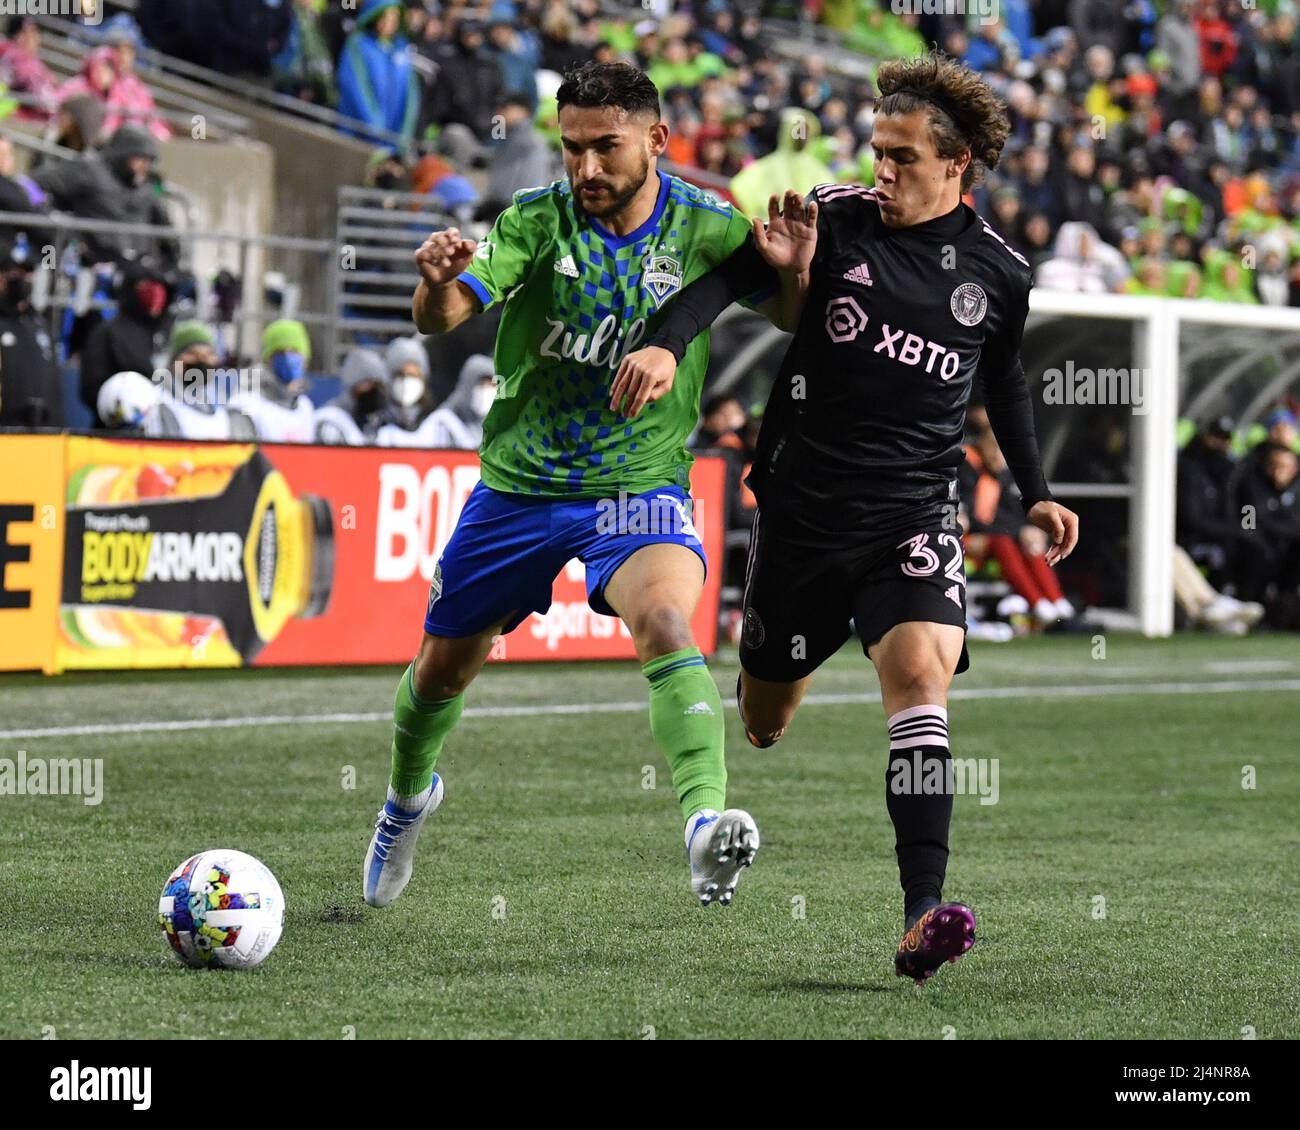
647, 182, 1051, 548
750, 183, 1038, 543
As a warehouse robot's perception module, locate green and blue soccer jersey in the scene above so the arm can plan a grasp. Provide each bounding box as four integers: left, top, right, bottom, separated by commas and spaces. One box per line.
456, 169, 773, 497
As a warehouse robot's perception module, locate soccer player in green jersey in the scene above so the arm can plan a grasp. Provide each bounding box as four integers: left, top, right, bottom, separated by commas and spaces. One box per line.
363, 62, 796, 909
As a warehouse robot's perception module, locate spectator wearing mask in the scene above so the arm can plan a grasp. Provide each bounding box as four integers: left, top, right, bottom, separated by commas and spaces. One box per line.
384, 335, 434, 431
1234, 442, 1300, 621
31, 123, 178, 269
397, 353, 495, 449
0, 238, 61, 427
317, 346, 395, 443
228, 318, 317, 441
78, 255, 171, 415
0, 16, 59, 117
163, 319, 221, 403
337, 0, 421, 147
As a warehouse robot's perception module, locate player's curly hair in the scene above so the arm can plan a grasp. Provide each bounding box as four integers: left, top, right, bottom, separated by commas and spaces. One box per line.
875, 52, 1010, 193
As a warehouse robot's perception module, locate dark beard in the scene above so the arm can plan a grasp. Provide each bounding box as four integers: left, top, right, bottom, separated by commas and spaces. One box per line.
574, 157, 650, 223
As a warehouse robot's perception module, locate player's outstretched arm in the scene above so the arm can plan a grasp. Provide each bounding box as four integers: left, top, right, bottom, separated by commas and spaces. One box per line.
412, 227, 481, 334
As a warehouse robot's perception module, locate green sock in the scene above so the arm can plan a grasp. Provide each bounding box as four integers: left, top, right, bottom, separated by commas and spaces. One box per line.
643, 646, 727, 821
389, 661, 464, 795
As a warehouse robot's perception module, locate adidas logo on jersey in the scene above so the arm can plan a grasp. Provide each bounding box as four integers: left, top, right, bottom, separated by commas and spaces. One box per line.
843, 262, 873, 286
554, 254, 579, 278
944, 584, 963, 608
684, 701, 716, 716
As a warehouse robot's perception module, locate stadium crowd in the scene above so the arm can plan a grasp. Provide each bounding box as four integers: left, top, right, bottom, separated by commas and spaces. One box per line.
0, 1, 1297, 628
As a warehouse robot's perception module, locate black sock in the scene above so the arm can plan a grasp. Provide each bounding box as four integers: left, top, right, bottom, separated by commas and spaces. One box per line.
885, 705, 953, 925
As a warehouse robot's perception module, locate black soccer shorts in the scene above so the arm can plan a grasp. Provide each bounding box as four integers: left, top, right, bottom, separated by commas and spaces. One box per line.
738, 508, 971, 683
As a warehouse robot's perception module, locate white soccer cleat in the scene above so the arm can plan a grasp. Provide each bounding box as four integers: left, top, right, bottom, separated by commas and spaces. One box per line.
362, 775, 444, 908
686, 808, 759, 907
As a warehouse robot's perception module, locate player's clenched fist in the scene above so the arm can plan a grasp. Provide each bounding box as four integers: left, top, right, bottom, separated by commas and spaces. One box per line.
610, 346, 677, 418
415, 227, 477, 287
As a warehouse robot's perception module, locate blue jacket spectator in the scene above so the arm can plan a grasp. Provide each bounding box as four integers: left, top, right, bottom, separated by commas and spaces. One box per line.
337, 0, 420, 145
485, 19, 542, 113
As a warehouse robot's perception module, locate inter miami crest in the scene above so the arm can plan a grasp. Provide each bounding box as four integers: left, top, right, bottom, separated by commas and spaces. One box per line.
642, 250, 683, 309
950, 283, 988, 327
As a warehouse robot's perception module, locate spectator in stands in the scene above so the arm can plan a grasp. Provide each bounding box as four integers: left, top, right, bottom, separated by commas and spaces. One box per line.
539, 4, 590, 77
481, 94, 556, 216
730, 107, 833, 220
485, 18, 542, 113
0, 237, 61, 427
272, 0, 338, 107
54, 43, 171, 142
1035, 221, 1130, 292
961, 428, 1077, 628
317, 346, 395, 443
0, 136, 45, 232
0, 16, 59, 117
1234, 441, 1300, 622
425, 354, 496, 449
421, 18, 504, 143
136, 0, 292, 78
385, 335, 434, 430
164, 319, 220, 401
79, 255, 172, 415
43, 94, 107, 157
228, 319, 316, 442
31, 123, 178, 269
1177, 416, 1246, 590
337, 0, 421, 146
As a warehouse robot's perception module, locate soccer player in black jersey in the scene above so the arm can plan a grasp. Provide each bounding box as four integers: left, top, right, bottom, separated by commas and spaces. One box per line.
610, 53, 1079, 984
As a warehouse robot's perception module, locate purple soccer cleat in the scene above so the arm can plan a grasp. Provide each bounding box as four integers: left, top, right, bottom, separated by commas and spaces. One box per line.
894, 902, 977, 986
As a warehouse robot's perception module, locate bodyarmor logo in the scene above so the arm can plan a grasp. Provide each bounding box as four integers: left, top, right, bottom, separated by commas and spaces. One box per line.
825, 295, 869, 342
642, 253, 682, 308
950, 283, 987, 326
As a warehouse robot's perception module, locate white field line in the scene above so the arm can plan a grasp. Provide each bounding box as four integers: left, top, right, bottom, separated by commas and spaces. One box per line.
3, 678, 1300, 741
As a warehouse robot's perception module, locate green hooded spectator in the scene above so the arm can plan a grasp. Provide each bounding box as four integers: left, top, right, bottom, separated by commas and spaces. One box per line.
1201, 249, 1258, 304
1164, 260, 1202, 299
730, 108, 837, 220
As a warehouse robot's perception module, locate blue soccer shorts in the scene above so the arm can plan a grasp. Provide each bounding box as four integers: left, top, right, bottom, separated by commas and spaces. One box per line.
423, 481, 707, 638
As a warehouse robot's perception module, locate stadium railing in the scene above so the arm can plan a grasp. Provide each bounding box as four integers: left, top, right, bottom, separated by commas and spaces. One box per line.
331, 185, 459, 369
0, 207, 335, 361
40, 8, 429, 158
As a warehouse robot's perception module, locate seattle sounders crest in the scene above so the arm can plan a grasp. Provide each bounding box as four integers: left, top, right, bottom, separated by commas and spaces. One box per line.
642, 248, 683, 309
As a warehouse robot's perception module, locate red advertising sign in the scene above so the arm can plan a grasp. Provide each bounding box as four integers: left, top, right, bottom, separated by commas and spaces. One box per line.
51, 435, 724, 669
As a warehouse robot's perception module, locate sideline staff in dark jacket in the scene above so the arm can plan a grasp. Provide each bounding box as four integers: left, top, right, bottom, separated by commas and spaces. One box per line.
0, 239, 62, 428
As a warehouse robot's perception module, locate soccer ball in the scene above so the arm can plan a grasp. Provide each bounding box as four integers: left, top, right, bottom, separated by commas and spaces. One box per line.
158, 849, 284, 970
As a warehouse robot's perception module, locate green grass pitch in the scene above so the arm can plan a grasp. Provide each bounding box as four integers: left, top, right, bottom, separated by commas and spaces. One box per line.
1, 633, 1297, 1039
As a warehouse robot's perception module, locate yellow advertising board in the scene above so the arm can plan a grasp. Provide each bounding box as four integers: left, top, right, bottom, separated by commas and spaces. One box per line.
0, 435, 66, 673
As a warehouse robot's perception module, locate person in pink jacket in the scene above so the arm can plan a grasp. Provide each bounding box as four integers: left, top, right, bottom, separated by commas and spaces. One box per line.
56, 43, 171, 142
